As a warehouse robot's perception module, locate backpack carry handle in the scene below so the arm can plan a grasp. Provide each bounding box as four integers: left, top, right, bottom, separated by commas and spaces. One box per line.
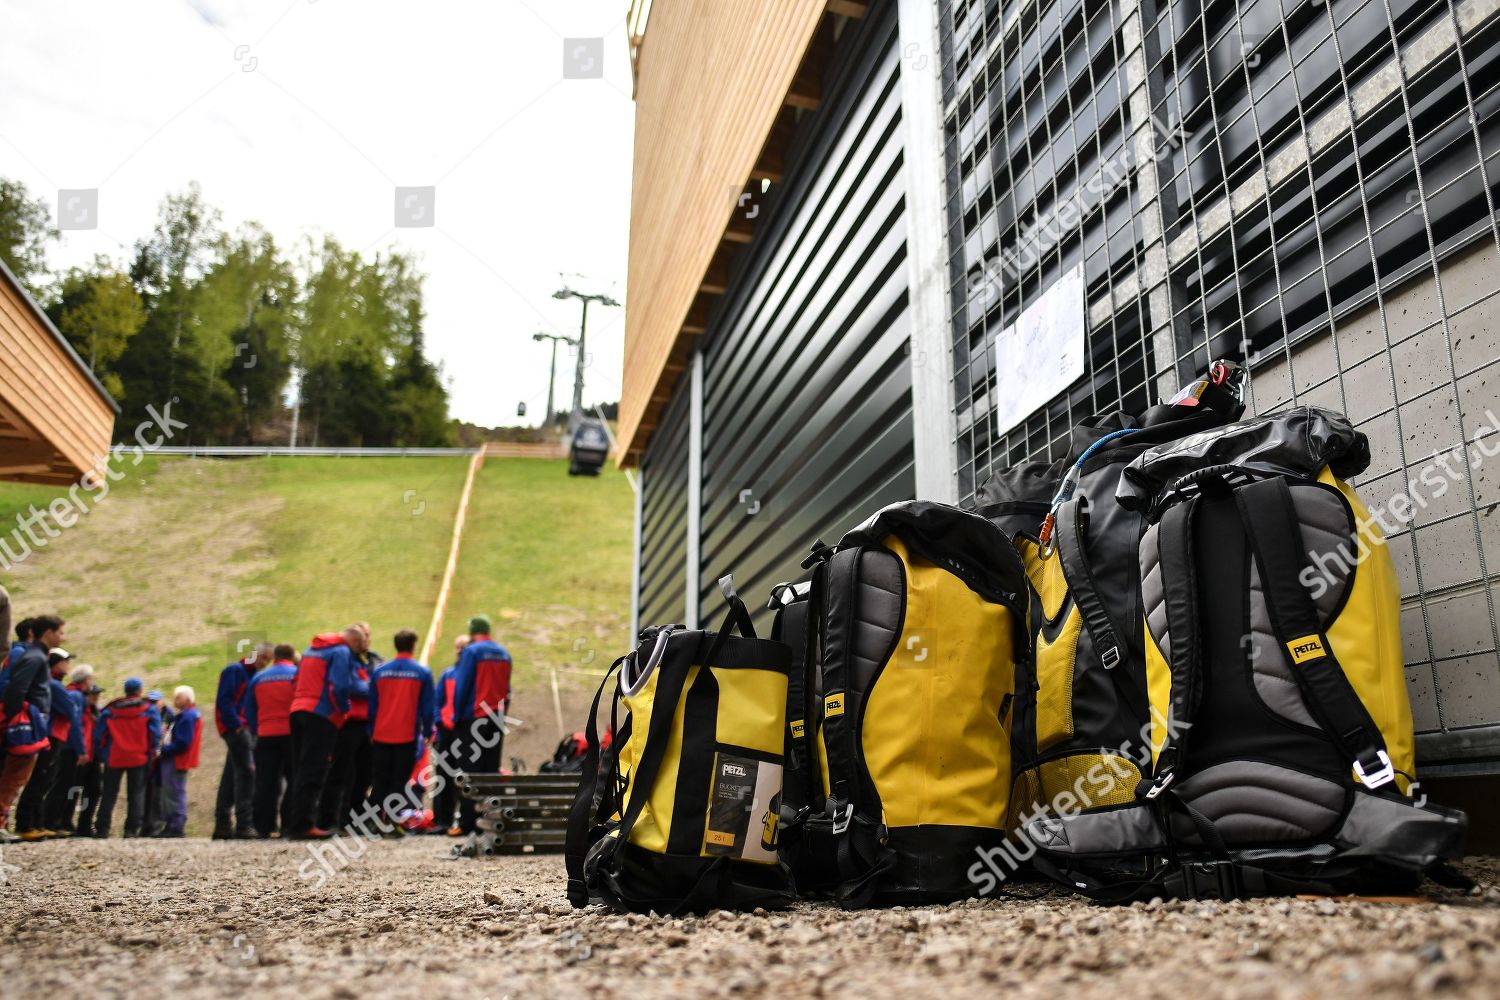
1149, 464, 1264, 522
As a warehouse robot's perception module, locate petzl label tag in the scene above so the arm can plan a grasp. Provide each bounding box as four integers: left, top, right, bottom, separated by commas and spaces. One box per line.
824, 693, 845, 718
1286, 634, 1327, 665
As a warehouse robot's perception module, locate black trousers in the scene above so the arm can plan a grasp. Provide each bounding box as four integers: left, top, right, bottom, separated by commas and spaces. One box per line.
252, 734, 295, 836
431, 726, 457, 829
14, 738, 61, 832
75, 760, 102, 835
370, 741, 417, 823
452, 717, 503, 834
289, 712, 338, 833
319, 722, 371, 830
43, 746, 81, 830
96, 765, 147, 837
214, 727, 256, 833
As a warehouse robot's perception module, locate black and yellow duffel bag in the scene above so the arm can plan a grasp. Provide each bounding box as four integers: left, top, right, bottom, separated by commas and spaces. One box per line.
973, 363, 1248, 839
565, 579, 796, 914
1025, 407, 1468, 902
793, 500, 1029, 908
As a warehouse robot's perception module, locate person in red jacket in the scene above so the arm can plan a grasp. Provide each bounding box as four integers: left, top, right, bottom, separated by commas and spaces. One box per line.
155, 686, 202, 837
288, 625, 367, 838
320, 623, 378, 832
74, 682, 104, 837
93, 677, 162, 838
244, 645, 298, 837
367, 630, 435, 837
428, 634, 467, 836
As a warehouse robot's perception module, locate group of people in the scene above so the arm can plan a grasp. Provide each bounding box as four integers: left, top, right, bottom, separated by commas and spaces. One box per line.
0, 611, 514, 842
0, 612, 204, 842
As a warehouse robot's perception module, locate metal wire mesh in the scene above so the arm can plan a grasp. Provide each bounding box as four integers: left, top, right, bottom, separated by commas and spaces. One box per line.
939, 0, 1500, 758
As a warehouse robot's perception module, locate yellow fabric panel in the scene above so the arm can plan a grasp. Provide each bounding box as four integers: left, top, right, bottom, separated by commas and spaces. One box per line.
1034, 604, 1081, 751
817, 722, 831, 798
1019, 535, 1081, 751
1019, 537, 1070, 622
711, 665, 788, 755
1143, 621, 1173, 768
1319, 469, 1416, 794
862, 536, 1014, 830
619, 663, 696, 854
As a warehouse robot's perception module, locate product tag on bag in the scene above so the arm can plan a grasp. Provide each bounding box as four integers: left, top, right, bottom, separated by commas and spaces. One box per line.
703, 752, 782, 863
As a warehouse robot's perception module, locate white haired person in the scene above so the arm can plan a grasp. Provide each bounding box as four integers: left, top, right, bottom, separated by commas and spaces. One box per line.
155, 686, 203, 837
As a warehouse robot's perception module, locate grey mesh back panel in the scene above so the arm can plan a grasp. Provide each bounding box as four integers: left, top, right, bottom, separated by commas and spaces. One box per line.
1173, 761, 1345, 844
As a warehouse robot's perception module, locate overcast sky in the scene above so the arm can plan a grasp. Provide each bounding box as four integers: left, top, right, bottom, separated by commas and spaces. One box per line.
0, 0, 634, 427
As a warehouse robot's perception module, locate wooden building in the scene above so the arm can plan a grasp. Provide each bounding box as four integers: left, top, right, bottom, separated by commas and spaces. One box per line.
0, 259, 119, 484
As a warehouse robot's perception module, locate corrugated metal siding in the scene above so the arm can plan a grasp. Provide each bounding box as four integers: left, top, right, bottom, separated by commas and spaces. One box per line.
939, 0, 1500, 764
634, 4, 917, 628
699, 9, 915, 620
638, 373, 692, 626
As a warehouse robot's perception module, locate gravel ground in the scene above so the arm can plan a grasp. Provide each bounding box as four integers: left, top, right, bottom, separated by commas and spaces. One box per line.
3, 838, 1499, 999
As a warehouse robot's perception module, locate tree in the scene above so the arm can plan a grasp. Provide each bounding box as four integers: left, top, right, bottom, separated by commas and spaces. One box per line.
51, 259, 147, 400
0, 178, 57, 296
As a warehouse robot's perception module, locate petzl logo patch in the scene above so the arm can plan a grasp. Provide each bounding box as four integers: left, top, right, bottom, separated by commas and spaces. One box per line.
824, 693, 845, 718
1287, 635, 1327, 664
790, 719, 806, 739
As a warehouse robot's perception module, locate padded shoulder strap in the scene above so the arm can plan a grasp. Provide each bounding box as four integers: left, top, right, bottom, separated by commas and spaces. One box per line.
770, 585, 813, 820
1055, 496, 1150, 725
1143, 496, 1204, 796
1233, 477, 1395, 789
818, 548, 864, 832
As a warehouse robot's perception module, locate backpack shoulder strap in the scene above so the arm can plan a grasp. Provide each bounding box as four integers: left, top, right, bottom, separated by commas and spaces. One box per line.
1233, 476, 1395, 789
1141, 496, 1206, 797
1054, 496, 1149, 724
818, 547, 865, 834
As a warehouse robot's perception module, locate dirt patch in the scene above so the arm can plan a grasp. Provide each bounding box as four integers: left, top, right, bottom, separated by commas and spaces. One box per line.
2, 839, 1499, 999
4, 459, 282, 687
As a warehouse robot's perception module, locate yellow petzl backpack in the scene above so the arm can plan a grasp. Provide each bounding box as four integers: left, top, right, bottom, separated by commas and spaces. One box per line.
796, 501, 1029, 908
1025, 408, 1468, 901
565, 578, 795, 914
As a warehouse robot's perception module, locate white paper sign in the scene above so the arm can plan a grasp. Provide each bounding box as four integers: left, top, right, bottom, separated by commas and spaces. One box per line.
991, 264, 1087, 438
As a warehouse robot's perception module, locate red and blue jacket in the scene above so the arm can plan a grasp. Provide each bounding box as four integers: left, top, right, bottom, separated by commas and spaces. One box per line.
95, 697, 162, 768
343, 653, 379, 729
290, 634, 364, 722
450, 636, 512, 723
368, 654, 436, 746
47, 677, 75, 743
215, 659, 254, 735
243, 660, 298, 738
160, 705, 203, 770
436, 665, 457, 731
1, 644, 52, 754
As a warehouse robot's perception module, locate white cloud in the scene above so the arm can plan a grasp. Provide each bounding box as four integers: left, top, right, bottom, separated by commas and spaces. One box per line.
0, 0, 634, 426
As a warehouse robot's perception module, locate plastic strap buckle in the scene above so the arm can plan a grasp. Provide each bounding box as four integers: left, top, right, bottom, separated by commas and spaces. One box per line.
829, 799, 853, 836
1099, 645, 1121, 670
1144, 769, 1175, 800
1353, 748, 1396, 790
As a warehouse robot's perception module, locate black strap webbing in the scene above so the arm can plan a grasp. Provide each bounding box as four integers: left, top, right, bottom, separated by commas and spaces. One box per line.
565, 656, 625, 907
1233, 478, 1391, 784
818, 549, 863, 821
1147, 497, 1204, 789
1055, 497, 1149, 724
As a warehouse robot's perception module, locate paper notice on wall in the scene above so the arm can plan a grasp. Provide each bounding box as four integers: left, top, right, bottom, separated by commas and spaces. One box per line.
991, 264, 1087, 438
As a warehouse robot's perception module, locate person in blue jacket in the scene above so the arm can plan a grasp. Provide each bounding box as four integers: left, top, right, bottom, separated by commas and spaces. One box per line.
44, 664, 92, 834
13, 646, 77, 839
155, 686, 202, 837
213, 643, 272, 839
448, 615, 513, 835
93, 677, 161, 838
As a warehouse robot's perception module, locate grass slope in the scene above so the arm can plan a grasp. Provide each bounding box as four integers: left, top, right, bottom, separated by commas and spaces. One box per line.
444, 458, 635, 703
